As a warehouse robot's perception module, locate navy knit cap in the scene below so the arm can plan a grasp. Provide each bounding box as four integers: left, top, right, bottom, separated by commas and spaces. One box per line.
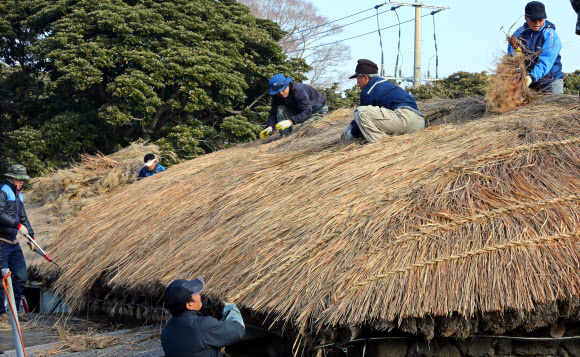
268, 74, 292, 95
525, 1, 547, 20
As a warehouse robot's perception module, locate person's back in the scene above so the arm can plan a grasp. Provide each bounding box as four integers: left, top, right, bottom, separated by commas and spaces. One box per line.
360, 77, 420, 112
160, 278, 245, 357
161, 309, 244, 357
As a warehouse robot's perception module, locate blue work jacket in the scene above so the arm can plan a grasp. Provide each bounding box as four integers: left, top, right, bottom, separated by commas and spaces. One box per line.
0, 180, 34, 241
266, 83, 327, 128
138, 164, 165, 179
161, 304, 245, 357
350, 77, 422, 137
508, 20, 563, 88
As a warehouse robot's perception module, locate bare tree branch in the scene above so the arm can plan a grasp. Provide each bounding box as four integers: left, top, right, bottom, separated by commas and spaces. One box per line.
239, 0, 351, 88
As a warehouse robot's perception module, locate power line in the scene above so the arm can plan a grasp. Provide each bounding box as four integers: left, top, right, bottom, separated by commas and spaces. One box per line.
295, 6, 376, 34
285, 13, 430, 54
281, 7, 397, 45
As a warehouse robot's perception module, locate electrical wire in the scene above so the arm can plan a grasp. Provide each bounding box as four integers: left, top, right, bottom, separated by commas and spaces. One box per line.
432, 10, 441, 78
375, 6, 385, 76
282, 7, 400, 45
295, 6, 376, 34
285, 14, 431, 54
393, 8, 402, 77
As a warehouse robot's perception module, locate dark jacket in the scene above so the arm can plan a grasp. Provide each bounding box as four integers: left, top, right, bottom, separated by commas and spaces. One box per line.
161, 304, 245, 357
137, 163, 165, 179
508, 20, 563, 89
266, 83, 327, 128
350, 77, 422, 137
0, 180, 34, 241
573, 0, 580, 35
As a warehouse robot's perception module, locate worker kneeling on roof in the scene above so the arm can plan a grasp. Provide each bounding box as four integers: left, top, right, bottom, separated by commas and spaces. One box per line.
260, 73, 328, 139
508, 1, 564, 94
342, 59, 425, 142
161, 278, 245, 357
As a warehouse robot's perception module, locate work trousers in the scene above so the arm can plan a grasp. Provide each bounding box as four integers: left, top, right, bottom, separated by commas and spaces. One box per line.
534, 78, 564, 94
277, 103, 328, 137
0, 242, 27, 314
354, 105, 425, 142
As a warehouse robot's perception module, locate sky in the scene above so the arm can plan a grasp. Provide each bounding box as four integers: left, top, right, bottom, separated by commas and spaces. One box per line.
308, 0, 579, 85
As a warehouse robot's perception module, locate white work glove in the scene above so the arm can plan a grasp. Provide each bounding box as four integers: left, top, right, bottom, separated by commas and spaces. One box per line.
341, 123, 353, 139
525, 75, 533, 87
17, 224, 28, 237
344, 130, 354, 142
259, 127, 272, 139
275, 120, 293, 131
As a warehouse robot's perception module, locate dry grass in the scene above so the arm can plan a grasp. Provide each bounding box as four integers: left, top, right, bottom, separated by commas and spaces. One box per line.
33, 324, 121, 356
32, 96, 580, 341
487, 36, 539, 113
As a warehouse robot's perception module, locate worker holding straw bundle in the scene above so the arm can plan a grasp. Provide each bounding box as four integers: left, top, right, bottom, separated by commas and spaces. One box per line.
161, 278, 245, 357
508, 1, 564, 94
572, 0, 580, 101
0, 165, 35, 320
342, 59, 424, 142
260, 74, 328, 139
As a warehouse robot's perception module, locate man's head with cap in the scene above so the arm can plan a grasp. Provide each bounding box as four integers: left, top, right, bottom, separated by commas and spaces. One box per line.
268, 74, 292, 99
525, 1, 547, 31
5, 164, 31, 191
350, 59, 379, 90
164, 278, 205, 315
143, 153, 157, 171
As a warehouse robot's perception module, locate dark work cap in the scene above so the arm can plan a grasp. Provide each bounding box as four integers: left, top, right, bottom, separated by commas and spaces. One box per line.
525, 1, 547, 20
349, 59, 379, 79
164, 278, 205, 312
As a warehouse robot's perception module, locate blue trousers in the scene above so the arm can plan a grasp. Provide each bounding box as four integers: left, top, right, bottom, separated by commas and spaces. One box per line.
0, 242, 27, 314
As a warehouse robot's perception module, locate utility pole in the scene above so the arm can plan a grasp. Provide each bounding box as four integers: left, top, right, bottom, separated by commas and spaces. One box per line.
413, 0, 421, 88
375, 1, 449, 87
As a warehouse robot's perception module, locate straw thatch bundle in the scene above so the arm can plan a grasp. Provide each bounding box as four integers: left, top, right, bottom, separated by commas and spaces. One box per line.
36, 96, 580, 342
487, 36, 538, 113
30, 143, 161, 218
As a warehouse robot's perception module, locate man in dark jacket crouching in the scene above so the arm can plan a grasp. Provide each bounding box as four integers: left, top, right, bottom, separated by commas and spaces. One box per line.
161, 278, 245, 357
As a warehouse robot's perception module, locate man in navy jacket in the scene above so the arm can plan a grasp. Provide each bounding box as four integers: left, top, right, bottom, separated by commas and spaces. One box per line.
342, 59, 424, 142
572, 0, 580, 101
508, 1, 564, 94
161, 278, 245, 357
260, 74, 328, 139
0, 165, 35, 316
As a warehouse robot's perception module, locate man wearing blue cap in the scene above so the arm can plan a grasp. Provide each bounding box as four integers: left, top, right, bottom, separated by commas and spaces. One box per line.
571, 0, 580, 101
161, 278, 245, 357
508, 1, 564, 94
260, 74, 328, 139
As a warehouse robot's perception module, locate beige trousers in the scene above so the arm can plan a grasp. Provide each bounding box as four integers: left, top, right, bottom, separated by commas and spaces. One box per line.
354, 105, 425, 142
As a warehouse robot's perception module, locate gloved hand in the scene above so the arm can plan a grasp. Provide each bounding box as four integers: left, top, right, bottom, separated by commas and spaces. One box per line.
515, 47, 523, 57
344, 130, 354, 142
525, 75, 533, 87
275, 120, 293, 131
341, 123, 353, 139
260, 127, 272, 139
17, 224, 28, 237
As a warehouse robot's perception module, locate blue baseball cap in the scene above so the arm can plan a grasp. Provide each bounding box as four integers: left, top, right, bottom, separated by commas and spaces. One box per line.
164, 278, 205, 313
268, 74, 292, 95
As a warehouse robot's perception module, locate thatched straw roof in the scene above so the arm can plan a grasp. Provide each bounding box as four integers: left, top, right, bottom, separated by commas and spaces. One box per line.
34, 96, 580, 340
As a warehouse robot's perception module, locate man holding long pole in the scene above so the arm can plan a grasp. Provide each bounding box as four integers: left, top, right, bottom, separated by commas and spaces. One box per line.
0, 165, 35, 319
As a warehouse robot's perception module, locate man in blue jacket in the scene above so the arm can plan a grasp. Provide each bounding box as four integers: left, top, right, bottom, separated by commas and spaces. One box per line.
342, 59, 424, 142
0, 165, 35, 316
161, 278, 245, 357
260, 74, 328, 139
572, 0, 580, 101
137, 153, 165, 180
508, 1, 564, 94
